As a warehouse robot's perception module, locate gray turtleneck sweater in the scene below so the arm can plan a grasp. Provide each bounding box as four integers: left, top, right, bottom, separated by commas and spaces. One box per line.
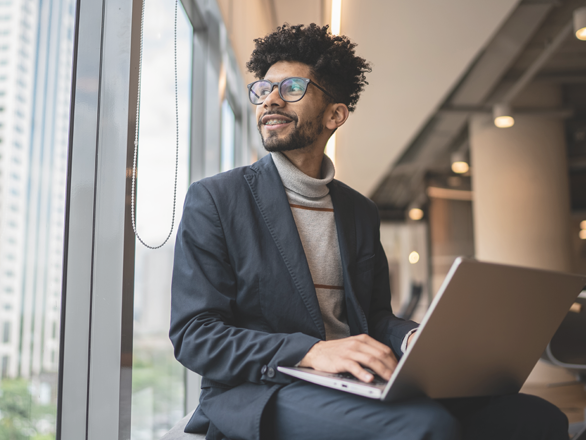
271, 152, 351, 340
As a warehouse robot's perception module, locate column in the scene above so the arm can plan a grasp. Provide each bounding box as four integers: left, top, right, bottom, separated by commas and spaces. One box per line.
469, 83, 574, 385
469, 84, 572, 272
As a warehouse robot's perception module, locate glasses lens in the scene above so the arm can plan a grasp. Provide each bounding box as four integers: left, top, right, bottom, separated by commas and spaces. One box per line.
249, 80, 272, 104
280, 78, 307, 102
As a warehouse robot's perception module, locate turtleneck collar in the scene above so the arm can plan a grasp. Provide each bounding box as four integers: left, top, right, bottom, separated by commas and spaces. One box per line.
270, 152, 335, 199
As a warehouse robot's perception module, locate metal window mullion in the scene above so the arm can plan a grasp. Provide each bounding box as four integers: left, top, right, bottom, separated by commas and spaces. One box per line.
190, 27, 207, 184
59, 0, 136, 439
58, 0, 106, 437
86, 0, 136, 438
203, 17, 221, 177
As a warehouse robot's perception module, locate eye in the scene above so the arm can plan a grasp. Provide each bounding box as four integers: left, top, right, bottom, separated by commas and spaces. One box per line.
283, 79, 306, 97
252, 82, 272, 96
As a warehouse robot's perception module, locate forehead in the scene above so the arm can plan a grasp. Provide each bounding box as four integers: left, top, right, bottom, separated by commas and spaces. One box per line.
264, 61, 313, 81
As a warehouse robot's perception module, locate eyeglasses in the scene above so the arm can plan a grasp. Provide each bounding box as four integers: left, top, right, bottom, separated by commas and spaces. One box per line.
247, 77, 335, 105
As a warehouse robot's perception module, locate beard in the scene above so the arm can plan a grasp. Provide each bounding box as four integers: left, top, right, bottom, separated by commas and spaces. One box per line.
259, 110, 325, 153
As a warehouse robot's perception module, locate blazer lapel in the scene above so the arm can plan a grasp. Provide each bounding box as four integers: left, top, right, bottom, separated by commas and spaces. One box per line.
329, 181, 369, 335
244, 155, 326, 340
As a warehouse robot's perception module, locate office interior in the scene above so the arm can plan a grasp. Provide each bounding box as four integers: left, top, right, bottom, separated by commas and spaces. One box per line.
0, 0, 585, 438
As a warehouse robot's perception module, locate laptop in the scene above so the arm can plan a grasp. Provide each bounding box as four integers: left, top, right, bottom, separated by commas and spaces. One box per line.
278, 258, 586, 401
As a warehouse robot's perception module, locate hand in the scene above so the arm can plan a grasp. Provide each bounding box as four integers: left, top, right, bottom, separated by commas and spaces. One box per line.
298, 334, 398, 383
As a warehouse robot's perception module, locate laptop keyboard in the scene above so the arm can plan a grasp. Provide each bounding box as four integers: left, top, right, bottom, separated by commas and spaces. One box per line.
332, 372, 388, 386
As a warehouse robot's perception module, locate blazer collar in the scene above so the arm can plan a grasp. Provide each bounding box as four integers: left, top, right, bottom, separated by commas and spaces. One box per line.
245, 155, 326, 339
328, 181, 369, 335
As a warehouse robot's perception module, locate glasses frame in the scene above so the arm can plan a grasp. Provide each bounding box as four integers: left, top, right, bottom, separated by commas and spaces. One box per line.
247, 77, 335, 105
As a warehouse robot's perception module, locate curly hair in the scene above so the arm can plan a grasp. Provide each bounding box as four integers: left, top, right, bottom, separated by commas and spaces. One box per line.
246, 23, 371, 112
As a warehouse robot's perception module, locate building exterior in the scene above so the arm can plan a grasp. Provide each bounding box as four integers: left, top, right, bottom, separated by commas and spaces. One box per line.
0, 0, 39, 379
0, 0, 74, 380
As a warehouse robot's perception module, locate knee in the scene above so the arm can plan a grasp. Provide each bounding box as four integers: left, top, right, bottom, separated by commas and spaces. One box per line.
515, 394, 568, 439
477, 393, 569, 440
425, 409, 461, 440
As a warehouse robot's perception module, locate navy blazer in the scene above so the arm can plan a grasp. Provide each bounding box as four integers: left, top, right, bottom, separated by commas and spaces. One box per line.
170, 154, 418, 440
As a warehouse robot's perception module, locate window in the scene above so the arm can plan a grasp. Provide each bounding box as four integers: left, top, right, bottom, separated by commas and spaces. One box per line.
130, 0, 192, 438
58, 0, 256, 437
0, 0, 76, 438
1, 356, 8, 378
3, 321, 10, 343
221, 98, 235, 172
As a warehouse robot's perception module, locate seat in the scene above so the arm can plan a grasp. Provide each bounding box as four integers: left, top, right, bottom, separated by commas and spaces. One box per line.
542, 296, 586, 440
160, 411, 205, 440
397, 282, 423, 320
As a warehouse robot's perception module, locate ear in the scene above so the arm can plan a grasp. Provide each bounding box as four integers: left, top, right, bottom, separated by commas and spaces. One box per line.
324, 103, 349, 131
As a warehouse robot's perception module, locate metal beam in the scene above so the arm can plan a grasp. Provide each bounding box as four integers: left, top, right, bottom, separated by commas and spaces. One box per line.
501, 21, 573, 104
438, 106, 574, 119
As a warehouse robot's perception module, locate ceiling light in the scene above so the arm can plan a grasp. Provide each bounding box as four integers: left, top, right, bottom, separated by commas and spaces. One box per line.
451, 151, 469, 174
409, 251, 420, 264
574, 7, 586, 41
580, 220, 586, 230
493, 103, 514, 128
409, 208, 424, 221
451, 162, 469, 174
331, 0, 342, 36
580, 229, 586, 240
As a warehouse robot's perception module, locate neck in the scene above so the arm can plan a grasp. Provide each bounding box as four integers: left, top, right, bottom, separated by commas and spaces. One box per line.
282, 148, 325, 179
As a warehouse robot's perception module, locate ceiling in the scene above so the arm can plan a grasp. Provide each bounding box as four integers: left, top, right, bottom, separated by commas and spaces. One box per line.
370, 0, 586, 219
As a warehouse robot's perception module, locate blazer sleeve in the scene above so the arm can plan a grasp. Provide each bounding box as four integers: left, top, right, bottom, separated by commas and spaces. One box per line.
169, 182, 320, 387
368, 212, 419, 357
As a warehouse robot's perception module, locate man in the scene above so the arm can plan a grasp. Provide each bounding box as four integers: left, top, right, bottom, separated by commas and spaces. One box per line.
170, 24, 567, 440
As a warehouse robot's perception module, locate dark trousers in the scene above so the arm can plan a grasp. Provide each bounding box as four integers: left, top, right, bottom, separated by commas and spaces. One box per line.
267, 381, 568, 440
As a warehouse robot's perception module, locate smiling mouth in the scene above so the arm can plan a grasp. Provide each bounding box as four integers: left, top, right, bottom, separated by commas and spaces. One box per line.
264, 119, 291, 126
260, 112, 296, 128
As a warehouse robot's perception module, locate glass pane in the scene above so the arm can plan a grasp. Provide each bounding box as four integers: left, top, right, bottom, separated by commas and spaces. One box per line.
221, 99, 235, 171
130, 0, 192, 438
0, 0, 76, 438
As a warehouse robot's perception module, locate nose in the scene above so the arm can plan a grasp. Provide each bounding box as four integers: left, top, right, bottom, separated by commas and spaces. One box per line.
263, 84, 284, 108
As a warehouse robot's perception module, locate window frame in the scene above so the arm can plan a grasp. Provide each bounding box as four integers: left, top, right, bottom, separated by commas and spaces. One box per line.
58, 0, 255, 438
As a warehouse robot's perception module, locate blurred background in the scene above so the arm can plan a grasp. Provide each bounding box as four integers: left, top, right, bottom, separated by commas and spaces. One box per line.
1, 0, 586, 439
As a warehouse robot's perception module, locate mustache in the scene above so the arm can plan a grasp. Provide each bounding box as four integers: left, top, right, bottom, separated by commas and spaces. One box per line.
258, 110, 298, 127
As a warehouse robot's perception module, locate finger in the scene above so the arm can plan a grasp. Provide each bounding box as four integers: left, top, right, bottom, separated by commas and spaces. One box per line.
349, 339, 397, 371
349, 351, 395, 380
344, 360, 374, 383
